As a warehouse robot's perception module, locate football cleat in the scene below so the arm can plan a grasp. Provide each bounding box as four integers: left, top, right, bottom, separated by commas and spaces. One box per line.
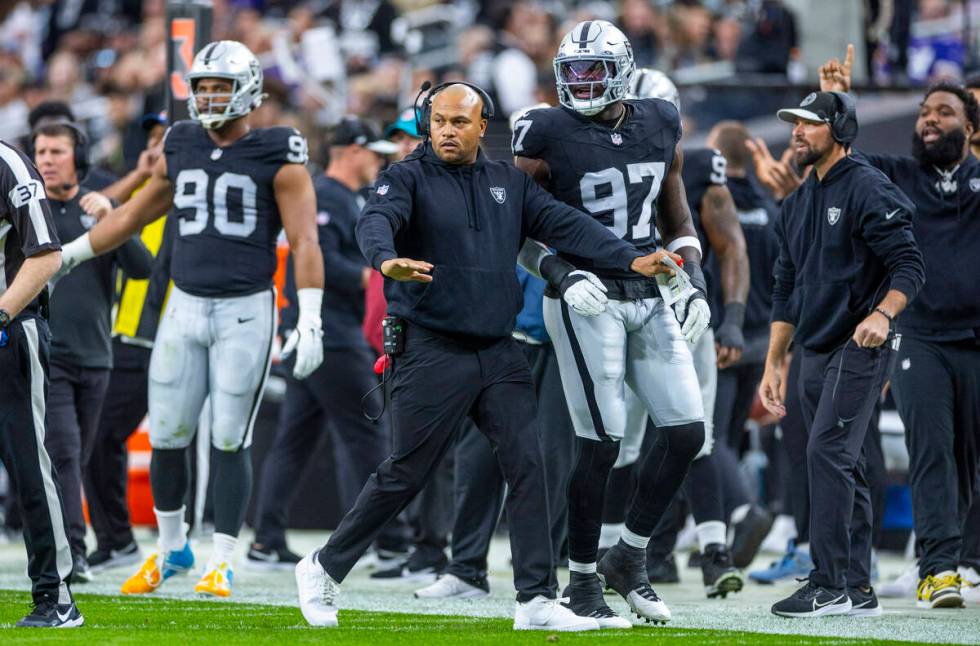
562, 571, 632, 629
647, 553, 680, 584
730, 505, 774, 569
89, 541, 142, 573
597, 542, 671, 623
245, 543, 302, 571
195, 562, 233, 597
916, 571, 965, 609
701, 544, 744, 599
296, 550, 339, 627
121, 542, 195, 594
415, 574, 489, 599
513, 595, 600, 632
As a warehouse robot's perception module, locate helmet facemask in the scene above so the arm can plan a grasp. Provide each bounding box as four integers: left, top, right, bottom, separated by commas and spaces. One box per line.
185, 42, 265, 130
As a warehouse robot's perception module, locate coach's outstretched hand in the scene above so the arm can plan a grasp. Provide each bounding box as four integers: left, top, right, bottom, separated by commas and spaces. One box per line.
630, 250, 683, 278
819, 43, 854, 93
381, 258, 434, 283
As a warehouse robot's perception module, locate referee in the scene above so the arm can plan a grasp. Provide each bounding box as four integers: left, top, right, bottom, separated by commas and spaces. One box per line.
0, 139, 82, 627
759, 91, 924, 617
293, 83, 674, 631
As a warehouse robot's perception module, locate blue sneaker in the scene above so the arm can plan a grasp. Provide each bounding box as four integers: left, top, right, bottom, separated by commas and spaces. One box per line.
121, 542, 195, 594
749, 540, 813, 584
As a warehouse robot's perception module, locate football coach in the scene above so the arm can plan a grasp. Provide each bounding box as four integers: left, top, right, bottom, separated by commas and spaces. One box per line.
294, 82, 682, 631
758, 91, 924, 618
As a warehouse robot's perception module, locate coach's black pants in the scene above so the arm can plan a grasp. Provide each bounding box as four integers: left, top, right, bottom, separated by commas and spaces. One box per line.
891, 336, 980, 578
447, 340, 575, 586
254, 344, 402, 550
318, 325, 557, 601
800, 342, 891, 590
44, 356, 110, 558
0, 318, 74, 602
782, 353, 810, 543
85, 340, 150, 552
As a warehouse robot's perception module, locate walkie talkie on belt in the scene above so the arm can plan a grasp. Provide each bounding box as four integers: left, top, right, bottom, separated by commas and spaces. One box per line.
362, 317, 405, 421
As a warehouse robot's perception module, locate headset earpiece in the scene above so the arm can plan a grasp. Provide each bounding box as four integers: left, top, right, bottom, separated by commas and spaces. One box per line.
30, 120, 90, 181
415, 81, 495, 140
828, 91, 858, 146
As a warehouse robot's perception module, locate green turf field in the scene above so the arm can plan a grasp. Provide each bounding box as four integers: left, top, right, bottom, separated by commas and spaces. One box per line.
0, 590, 929, 645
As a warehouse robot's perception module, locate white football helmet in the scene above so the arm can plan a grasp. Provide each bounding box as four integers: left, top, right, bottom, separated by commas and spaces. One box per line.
554, 20, 634, 117
628, 68, 680, 112
186, 40, 265, 129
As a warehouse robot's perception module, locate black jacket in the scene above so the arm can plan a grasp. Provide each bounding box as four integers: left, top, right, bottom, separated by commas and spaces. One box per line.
858, 152, 980, 342
50, 187, 154, 369
356, 143, 643, 341
772, 155, 924, 352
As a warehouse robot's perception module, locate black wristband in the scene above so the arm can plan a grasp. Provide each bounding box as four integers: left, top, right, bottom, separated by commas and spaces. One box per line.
722, 302, 746, 329
539, 255, 576, 290
874, 307, 894, 323
685, 262, 707, 296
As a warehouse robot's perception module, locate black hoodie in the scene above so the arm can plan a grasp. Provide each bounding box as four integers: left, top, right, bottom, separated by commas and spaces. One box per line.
772, 155, 925, 352
355, 143, 643, 341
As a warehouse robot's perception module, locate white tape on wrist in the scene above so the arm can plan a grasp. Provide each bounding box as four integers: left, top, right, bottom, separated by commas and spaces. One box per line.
296, 288, 323, 326
63, 232, 95, 265
666, 236, 702, 255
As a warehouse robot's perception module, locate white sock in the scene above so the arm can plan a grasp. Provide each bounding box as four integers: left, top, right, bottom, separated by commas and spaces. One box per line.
696, 521, 727, 553
155, 507, 187, 553
796, 542, 810, 555
568, 560, 597, 574
621, 526, 650, 550
210, 533, 238, 568
729, 504, 751, 525
599, 523, 624, 550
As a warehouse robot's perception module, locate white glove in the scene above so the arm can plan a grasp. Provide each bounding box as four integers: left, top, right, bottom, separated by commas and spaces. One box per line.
281, 288, 324, 379
49, 233, 95, 292
560, 270, 608, 317
674, 293, 711, 344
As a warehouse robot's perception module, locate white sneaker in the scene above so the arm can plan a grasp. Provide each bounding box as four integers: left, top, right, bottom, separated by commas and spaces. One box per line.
415, 574, 489, 599
760, 515, 798, 554
960, 566, 980, 603
513, 596, 600, 632
295, 550, 339, 627
879, 563, 917, 599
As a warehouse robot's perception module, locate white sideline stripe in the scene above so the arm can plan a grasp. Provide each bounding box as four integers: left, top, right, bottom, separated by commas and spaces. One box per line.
23, 318, 73, 581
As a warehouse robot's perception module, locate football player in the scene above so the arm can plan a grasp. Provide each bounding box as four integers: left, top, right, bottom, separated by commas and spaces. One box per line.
512, 21, 708, 625
603, 69, 753, 599
56, 41, 325, 597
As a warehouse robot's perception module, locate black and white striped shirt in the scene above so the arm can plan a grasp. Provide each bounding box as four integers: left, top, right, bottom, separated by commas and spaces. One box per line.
0, 140, 60, 318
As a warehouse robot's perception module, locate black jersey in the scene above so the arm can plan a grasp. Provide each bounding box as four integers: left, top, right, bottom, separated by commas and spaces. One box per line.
512, 99, 681, 281
726, 175, 779, 333
0, 141, 60, 320
164, 120, 309, 297
682, 147, 727, 262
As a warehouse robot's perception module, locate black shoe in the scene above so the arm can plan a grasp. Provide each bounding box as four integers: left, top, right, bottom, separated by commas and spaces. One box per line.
730, 505, 773, 569
847, 586, 883, 617
89, 541, 142, 573
562, 571, 632, 629
70, 554, 93, 584
701, 543, 744, 599
687, 550, 703, 568
245, 543, 302, 571
771, 579, 852, 617
16, 597, 84, 628
597, 542, 671, 623
647, 553, 680, 584
371, 549, 448, 582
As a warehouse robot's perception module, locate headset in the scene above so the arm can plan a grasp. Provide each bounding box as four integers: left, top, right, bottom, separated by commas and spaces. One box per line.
413, 80, 496, 140
30, 119, 90, 182
827, 91, 858, 147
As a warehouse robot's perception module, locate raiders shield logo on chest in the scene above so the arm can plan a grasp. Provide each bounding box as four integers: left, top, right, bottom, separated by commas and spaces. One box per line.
827, 207, 842, 225
611, 133, 623, 145
490, 187, 506, 204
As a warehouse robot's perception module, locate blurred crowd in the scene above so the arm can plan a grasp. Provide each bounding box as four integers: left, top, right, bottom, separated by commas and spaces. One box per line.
0, 0, 975, 172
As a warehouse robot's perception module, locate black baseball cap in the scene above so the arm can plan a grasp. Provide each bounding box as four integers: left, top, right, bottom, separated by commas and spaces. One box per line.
777, 92, 839, 125
331, 117, 399, 154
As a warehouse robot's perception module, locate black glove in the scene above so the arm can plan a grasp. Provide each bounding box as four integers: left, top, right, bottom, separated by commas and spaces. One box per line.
716, 302, 746, 351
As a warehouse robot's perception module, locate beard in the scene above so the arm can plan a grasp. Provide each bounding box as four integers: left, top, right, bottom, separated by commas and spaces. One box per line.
794, 141, 827, 168
912, 127, 966, 167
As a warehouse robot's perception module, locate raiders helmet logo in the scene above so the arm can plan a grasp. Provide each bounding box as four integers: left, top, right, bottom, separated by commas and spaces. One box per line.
801, 92, 818, 106
490, 187, 506, 204
611, 133, 623, 145
827, 207, 841, 225
376, 184, 390, 196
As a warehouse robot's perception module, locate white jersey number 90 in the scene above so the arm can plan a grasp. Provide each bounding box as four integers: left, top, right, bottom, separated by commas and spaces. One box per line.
174, 169, 258, 238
